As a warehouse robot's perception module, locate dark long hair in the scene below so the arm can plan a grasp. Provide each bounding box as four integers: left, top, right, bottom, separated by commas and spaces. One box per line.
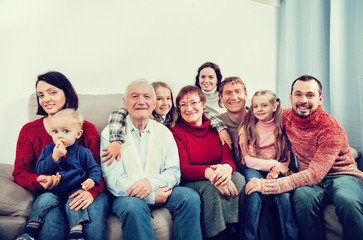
36, 71, 78, 116
194, 62, 223, 91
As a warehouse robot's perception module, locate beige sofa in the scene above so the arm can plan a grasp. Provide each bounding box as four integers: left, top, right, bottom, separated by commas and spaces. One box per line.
0, 93, 173, 240
0, 93, 360, 240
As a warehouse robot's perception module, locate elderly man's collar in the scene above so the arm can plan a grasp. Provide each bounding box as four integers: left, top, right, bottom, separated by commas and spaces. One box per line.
127, 115, 151, 135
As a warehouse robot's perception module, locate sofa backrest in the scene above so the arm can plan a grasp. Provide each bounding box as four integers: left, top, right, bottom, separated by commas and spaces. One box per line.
28, 93, 124, 134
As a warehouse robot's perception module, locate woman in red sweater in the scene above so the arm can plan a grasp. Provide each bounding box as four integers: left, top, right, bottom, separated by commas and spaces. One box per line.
170, 85, 245, 240
12, 71, 109, 240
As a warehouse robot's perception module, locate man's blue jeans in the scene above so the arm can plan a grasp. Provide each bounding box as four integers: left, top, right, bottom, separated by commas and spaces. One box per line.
112, 186, 203, 240
293, 175, 363, 240
241, 167, 299, 240
37, 191, 110, 240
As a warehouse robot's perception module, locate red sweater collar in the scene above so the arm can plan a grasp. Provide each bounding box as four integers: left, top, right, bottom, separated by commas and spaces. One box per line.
178, 114, 211, 138
292, 105, 327, 129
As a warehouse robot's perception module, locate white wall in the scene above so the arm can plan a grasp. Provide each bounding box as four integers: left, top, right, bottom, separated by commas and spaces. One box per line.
0, 0, 279, 164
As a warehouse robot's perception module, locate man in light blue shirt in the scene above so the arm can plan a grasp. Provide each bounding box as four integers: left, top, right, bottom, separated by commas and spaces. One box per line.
101, 79, 202, 240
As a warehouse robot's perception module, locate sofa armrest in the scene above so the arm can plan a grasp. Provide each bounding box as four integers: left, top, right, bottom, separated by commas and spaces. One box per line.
350, 147, 362, 171
0, 163, 37, 217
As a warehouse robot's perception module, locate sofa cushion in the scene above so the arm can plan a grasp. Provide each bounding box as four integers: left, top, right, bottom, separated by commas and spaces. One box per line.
321, 204, 342, 240
350, 147, 359, 160
106, 208, 173, 240
0, 163, 37, 217
28, 93, 124, 134
150, 208, 173, 239
0, 215, 27, 240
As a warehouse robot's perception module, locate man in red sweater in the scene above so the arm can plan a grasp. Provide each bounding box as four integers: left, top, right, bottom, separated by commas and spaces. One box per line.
245, 75, 363, 240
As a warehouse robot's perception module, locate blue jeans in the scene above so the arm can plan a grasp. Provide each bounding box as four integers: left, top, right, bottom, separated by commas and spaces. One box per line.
38, 191, 110, 240
29, 191, 89, 229
293, 175, 363, 240
112, 186, 203, 240
241, 167, 299, 240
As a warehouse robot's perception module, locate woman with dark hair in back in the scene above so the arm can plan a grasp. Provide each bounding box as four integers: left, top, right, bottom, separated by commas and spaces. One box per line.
195, 62, 226, 115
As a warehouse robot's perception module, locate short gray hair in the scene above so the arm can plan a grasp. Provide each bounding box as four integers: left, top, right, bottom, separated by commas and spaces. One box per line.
125, 79, 156, 99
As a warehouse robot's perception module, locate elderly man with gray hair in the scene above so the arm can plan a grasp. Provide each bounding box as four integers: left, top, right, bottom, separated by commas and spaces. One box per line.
100, 79, 202, 240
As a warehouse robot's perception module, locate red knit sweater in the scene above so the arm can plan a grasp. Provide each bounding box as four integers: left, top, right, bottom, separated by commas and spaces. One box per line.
170, 115, 235, 181
261, 106, 363, 194
12, 118, 103, 199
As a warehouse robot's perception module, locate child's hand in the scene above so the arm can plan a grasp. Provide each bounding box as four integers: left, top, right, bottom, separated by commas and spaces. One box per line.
81, 178, 95, 191
266, 164, 289, 179
218, 129, 232, 149
102, 141, 121, 166
266, 169, 279, 179
52, 141, 67, 162
278, 164, 289, 176
37, 172, 61, 189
